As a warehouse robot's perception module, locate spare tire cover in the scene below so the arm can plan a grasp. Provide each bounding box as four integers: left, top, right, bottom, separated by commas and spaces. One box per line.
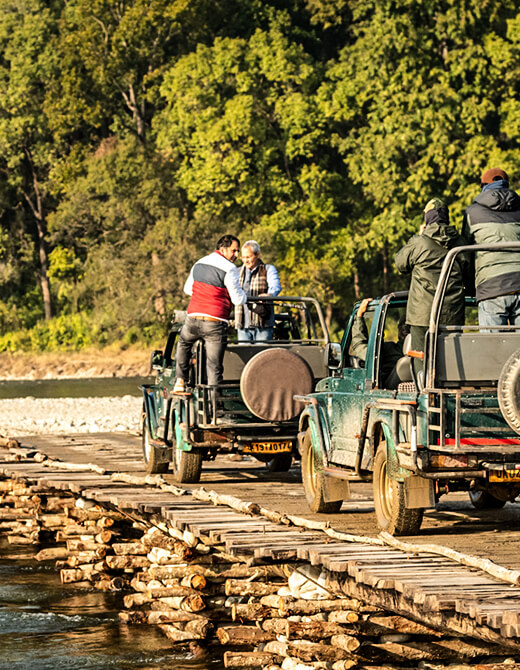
240, 348, 314, 421
498, 348, 520, 434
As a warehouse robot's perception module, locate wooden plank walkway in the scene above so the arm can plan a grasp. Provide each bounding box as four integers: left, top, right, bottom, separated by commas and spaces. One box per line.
2, 437, 520, 647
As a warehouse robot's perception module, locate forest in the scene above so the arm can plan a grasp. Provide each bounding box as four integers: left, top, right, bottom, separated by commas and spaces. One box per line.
0, 0, 519, 350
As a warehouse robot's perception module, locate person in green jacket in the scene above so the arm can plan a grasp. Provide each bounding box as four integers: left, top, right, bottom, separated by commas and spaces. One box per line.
395, 198, 469, 354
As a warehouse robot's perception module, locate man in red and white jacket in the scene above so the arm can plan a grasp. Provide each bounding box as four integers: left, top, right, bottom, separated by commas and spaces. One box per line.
174, 235, 247, 391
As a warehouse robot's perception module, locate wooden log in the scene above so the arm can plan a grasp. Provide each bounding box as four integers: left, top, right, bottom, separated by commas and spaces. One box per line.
106, 555, 151, 570
331, 661, 357, 670
142, 527, 196, 557
123, 593, 154, 608
223, 651, 283, 668
0, 509, 36, 519
66, 539, 110, 552
94, 576, 127, 591
146, 586, 201, 599
225, 579, 282, 597
216, 625, 275, 645
7, 533, 39, 544
37, 513, 70, 528
158, 594, 206, 613
158, 623, 203, 642
262, 619, 352, 641
60, 568, 102, 584
67, 549, 108, 566
35, 547, 69, 561
324, 611, 360, 624
329, 634, 360, 653
112, 542, 147, 556
260, 597, 373, 616
232, 603, 281, 622
355, 614, 442, 637
180, 573, 207, 590
263, 641, 351, 663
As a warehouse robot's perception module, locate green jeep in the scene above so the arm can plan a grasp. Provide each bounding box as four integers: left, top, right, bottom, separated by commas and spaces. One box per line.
141, 296, 330, 483
298, 243, 520, 535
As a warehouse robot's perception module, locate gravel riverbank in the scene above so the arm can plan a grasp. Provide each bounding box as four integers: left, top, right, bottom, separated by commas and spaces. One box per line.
0, 396, 143, 437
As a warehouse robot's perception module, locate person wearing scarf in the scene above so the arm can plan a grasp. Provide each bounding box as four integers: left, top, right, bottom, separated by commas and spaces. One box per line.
462, 168, 520, 327
234, 240, 281, 342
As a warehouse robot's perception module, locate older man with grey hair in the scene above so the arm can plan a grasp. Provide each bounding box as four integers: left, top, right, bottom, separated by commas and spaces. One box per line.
235, 240, 281, 342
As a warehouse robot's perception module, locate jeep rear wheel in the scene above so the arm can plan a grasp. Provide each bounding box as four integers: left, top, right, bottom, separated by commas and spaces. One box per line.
142, 413, 168, 475
469, 489, 507, 510
301, 427, 342, 513
266, 452, 293, 472
373, 443, 423, 535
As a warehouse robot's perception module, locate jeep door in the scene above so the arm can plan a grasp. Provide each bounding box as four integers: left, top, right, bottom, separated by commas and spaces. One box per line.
327, 311, 376, 468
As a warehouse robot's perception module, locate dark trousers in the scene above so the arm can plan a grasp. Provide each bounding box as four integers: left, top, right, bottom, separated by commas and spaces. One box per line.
410, 325, 428, 381
175, 316, 228, 386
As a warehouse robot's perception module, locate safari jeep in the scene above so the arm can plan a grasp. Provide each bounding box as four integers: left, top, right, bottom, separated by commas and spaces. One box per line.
298, 242, 520, 535
141, 296, 330, 483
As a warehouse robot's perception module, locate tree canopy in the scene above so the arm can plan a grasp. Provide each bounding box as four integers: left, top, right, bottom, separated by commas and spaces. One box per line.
0, 0, 518, 348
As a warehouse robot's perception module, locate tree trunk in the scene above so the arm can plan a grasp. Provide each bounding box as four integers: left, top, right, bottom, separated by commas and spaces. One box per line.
23, 150, 52, 320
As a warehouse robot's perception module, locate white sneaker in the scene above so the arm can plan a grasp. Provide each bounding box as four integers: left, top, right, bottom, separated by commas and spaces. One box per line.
173, 378, 185, 394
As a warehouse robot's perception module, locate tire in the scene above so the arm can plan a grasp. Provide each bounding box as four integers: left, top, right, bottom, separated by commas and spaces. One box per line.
172, 446, 203, 484
373, 443, 423, 535
301, 427, 342, 513
170, 407, 203, 484
142, 413, 168, 475
498, 348, 520, 434
469, 489, 507, 510
266, 452, 293, 472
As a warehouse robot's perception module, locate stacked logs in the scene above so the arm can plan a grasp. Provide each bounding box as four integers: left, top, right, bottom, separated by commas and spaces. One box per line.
1, 475, 519, 670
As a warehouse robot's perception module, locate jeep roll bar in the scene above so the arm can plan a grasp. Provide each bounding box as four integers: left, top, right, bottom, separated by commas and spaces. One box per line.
427, 241, 520, 388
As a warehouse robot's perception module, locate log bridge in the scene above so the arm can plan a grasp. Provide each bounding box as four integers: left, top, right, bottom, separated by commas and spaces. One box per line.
1, 433, 520, 670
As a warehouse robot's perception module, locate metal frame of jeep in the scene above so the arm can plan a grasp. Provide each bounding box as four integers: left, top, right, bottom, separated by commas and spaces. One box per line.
298, 242, 520, 535
141, 296, 330, 483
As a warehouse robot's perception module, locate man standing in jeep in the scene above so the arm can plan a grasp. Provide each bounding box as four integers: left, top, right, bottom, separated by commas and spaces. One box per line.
173, 235, 247, 393
463, 168, 520, 327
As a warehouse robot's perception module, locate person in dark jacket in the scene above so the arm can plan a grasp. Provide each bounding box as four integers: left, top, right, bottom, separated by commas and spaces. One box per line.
462, 168, 520, 327
395, 198, 469, 353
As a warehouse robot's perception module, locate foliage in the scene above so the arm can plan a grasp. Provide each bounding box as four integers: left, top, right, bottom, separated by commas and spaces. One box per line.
0, 0, 519, 350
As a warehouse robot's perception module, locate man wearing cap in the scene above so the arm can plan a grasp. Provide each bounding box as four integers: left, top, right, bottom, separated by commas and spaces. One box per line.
173, 234, 247, 393
462, 168, 520, 327
395, 198, 469, 355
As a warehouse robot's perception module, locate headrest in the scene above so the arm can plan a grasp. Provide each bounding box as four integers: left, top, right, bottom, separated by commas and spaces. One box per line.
402, 333, 412, 355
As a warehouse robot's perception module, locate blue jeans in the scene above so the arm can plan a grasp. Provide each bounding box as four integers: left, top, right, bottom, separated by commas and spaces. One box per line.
478, 294, 520, 328
176, 316, 228, 385
237, 327, 273, 342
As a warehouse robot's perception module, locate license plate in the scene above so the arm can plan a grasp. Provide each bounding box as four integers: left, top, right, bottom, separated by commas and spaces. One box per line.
243, 441, 292, 454
489, 470, 520, 482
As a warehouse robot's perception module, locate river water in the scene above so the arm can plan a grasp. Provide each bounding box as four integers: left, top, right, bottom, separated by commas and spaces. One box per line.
0, 377, 224, 670
0, 535, 223, 670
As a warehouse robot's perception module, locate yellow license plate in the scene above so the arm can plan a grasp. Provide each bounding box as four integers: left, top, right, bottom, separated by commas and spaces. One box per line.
243, 441, 292, 454
489, 470, 520, 482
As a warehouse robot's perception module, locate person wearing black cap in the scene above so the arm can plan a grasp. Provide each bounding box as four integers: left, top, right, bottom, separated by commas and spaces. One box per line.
462, 168, 520, 327
395, 198, 469, 355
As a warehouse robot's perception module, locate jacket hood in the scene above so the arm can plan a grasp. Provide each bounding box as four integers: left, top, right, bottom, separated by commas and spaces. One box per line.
473, 187, 520, 212
422, 223, 461, 248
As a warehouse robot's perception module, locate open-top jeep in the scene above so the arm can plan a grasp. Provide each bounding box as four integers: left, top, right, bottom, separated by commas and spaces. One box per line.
141, 296, 330, 483
298, 243, 520, 534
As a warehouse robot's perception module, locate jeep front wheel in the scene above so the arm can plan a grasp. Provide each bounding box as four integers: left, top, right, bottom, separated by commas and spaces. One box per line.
373, 443, 423, 535
301, 427, 342, 513
142, 412, 168, 475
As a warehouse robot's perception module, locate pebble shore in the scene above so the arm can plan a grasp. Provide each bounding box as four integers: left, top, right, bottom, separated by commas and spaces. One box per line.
0, 396, 143, 437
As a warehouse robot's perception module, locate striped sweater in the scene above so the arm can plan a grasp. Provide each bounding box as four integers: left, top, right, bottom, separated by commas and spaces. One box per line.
184, 251, 247, 322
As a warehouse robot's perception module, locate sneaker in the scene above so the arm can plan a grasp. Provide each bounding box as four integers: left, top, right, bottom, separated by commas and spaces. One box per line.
172, 378, 185, 394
